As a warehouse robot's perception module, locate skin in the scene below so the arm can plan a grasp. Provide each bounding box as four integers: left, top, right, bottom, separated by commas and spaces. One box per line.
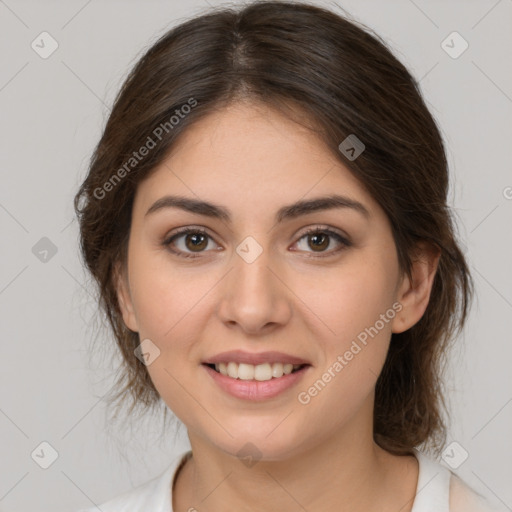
116, 100, 440, 512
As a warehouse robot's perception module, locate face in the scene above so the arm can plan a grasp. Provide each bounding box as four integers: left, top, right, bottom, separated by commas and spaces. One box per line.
116, 101, 428, 461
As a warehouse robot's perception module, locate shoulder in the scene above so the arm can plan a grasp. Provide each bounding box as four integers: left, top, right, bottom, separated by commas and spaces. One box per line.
74, 471, 167, 512
74, 449, 192, 512
411, 449, 506, 512
449, 473, 508, 512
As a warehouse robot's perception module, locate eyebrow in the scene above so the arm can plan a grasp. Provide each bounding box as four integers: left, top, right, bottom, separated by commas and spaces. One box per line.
145, 194, 370, 223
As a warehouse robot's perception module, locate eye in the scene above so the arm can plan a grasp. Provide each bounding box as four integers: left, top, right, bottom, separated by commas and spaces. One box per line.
291, 227, 351, 257
162, 227, 219, 259
162, 225, 351, 259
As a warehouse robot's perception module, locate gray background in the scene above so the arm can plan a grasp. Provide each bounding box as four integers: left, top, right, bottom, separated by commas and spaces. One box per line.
0, 0, 511, 511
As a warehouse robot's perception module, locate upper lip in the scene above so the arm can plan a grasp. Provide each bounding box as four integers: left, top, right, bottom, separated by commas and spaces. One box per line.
203, 350, 311, 366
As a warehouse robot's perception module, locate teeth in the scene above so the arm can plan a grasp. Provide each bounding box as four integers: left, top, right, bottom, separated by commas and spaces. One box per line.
214, 362, 303, 381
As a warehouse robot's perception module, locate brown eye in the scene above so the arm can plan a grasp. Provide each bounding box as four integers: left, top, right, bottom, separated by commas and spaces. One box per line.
163, 228, 217, 258
308, 232, 330, 251
293, 227, 351, 257
184, 232, 208, 251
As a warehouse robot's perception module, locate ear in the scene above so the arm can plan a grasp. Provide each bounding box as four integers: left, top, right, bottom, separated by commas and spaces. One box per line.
114, 261, 139, 333
391, 241, 441, 334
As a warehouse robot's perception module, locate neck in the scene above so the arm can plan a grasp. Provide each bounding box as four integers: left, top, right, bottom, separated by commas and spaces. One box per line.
172, 409, 418, 512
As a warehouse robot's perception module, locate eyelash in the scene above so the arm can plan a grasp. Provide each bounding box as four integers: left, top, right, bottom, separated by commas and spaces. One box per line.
162, 225, 352, 259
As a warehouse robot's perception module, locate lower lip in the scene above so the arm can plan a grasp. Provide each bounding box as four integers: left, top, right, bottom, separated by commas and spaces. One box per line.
202, 364, 310, 401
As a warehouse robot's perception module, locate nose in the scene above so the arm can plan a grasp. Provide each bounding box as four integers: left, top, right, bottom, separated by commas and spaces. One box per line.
216, 242, 292, 335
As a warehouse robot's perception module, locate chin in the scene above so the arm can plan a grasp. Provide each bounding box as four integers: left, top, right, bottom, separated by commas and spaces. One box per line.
204, 418, 308, 463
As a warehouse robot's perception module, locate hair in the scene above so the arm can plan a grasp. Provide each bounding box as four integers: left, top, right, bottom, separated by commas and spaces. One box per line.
74, 0, 473, 458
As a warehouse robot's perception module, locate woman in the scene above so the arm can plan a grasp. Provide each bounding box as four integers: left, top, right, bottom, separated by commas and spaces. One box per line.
74, 1, 500, 511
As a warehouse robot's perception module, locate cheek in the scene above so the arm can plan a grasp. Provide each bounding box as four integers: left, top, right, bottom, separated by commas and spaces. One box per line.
296, 252, 399, 346
127, 244, 202, 339
290, 250, 399, 412
127, 255, 208, 416
293, 269, 396, 427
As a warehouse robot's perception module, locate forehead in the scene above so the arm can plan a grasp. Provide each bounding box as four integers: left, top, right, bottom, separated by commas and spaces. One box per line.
134, 102, 379, 221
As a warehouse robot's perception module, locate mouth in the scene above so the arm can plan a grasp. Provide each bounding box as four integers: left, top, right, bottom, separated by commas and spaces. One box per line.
202, 361, 311, 401
203, 362, 310, 381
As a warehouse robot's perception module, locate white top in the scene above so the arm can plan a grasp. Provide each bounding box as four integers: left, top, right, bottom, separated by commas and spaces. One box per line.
76, 448, 504, 512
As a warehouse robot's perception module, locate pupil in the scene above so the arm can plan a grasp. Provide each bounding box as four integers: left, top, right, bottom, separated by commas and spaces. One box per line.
310, 233, 328, 251
186, 233, 207, 251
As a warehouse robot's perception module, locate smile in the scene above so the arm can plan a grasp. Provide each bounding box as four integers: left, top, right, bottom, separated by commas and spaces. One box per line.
202, 362, 311, 401
208, 361, 306, 381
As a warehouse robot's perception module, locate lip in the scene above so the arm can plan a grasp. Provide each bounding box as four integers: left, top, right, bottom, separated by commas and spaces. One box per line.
203, 350, 311, 366
203, 363, 311, 401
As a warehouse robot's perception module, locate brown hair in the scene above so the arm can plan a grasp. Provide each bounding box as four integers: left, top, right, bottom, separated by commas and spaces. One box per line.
74, 0, 473, 457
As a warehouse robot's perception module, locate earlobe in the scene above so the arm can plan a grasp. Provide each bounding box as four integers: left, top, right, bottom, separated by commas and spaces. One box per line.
114, 261, 139, 332
391, 242, 441, 334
